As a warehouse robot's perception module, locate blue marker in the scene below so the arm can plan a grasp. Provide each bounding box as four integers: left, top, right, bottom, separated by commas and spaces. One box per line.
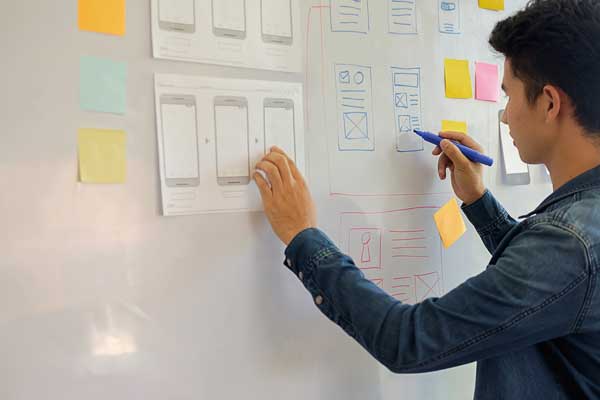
414, 130, 494, 167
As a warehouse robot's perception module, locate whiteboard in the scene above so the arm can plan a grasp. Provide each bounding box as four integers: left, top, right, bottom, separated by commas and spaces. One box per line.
0, 1, 552, 399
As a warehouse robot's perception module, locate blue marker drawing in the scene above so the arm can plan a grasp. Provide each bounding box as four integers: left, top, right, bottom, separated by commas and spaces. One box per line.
391, 67, 423, 152
330, 0, 370, 34
335, 64, 374, 151
439, 0, 461, 34
343, 112, 369, 139
389, 0, 417, 35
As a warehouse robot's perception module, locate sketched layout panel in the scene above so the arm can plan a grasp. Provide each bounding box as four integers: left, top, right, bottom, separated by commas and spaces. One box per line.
392, 67, 423, 152
150, 0, 303, 73
335, 64, 375, 151
388, 0, 417, 35
438, 0, 461, 34
330, 0, 370, 34
339, 206, 444, 305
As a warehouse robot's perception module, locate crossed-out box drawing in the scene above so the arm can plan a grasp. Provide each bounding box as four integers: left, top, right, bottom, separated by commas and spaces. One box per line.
335, 64, 375, 151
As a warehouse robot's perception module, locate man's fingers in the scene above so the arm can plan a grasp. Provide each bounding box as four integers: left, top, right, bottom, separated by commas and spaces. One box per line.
438, 153, 451, 180
439, 131, 484, 153
256, 160, 283, 193
254, 171, 272, 201
432, 146, 442, 156
263, 151, 293, 186
440, 139, 470, 170
269, 146, 304, 183
269, 146, 289, 158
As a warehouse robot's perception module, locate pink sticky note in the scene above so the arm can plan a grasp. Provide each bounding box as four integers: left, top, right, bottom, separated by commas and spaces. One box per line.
475, 62, 499, 102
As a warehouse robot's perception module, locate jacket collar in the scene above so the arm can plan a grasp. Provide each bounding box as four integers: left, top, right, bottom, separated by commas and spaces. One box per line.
519, 164, 600, 219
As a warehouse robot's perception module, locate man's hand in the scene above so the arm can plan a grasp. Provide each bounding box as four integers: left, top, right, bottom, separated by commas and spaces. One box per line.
254, 147, 317, 245
433, 131, 487, 205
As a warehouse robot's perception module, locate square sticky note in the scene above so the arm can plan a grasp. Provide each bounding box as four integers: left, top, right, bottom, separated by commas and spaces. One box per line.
476, 62, 499, 102
434, 198, 467, 249
444, 59, 473, 99
442, 120, 468, 134
78, 128, 126, 184
80, 56, 127, 114
479, 0, 504, 11
79, 0, 126, 36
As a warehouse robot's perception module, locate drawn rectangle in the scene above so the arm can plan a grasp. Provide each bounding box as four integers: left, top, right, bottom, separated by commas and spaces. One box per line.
391, 276, 416, 303
330, 0, 370, 34
161, 97, 200, 186
335, 64, 374, 151
389, 0, 417, 35
347, 227, 382, 269
214, 98, 250, 185
212, 0, 246, 34
264, 98, 296, 161
394, 72, 419, 88
343, 112, 369, 139
391, 67, 423, 152
261, 0, 292, 38
415, 272, 441, 301
439, 0, 461, 34
395, 93, 408, 108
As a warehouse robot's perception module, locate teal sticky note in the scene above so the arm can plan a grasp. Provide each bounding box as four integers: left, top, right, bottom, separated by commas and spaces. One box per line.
80, 56, 127, 114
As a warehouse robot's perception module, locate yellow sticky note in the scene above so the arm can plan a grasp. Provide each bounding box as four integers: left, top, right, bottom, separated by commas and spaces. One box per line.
442, 120, 468, 134
79, 0, 126, 36
444, 59, 473, 99
434, 198, 467, 249
78, 128, 126, 184
479, 0, 505, 11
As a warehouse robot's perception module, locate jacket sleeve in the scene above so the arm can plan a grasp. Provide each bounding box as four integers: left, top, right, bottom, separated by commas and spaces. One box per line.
461, 190, 519, 255
283, 224, 590, 373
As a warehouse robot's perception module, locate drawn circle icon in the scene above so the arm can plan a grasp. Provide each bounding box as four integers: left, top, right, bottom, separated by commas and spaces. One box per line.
354, 71, 365, 85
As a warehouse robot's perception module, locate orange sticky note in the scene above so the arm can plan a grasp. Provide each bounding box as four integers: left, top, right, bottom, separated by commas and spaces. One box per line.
434, 198, 467, 249
444, 59, 473, 99
79, 0, 126, 36
78, 128, 126, 183
479, 0, 504, 11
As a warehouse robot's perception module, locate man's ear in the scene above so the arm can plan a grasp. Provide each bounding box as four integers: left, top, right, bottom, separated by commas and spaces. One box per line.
542, 84, 562, 123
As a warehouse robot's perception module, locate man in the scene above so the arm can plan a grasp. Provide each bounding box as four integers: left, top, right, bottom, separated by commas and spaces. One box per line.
254, 0, 600, 398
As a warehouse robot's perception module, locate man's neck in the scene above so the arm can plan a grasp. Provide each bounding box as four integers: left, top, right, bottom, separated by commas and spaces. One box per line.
547, 130, 600, 191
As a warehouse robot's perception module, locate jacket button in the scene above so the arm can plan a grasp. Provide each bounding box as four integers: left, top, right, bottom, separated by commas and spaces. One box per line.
315, 295, 323, 305
298, 271, 304, 281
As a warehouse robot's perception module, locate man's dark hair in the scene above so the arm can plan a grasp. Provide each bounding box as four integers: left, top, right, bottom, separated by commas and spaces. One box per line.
489, 0, 600, 135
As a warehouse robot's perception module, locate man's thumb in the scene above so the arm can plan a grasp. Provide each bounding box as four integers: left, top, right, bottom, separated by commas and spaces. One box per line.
440, 139, 469, 167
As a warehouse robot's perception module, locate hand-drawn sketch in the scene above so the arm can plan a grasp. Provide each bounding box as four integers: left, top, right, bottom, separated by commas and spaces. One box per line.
391, 275, 415, 303
439, 0, 461, 34
330, 0, 370, 34
388, 0, 417, 35
415, 271, 442, 301
391, 271, 440, 304
391, 67, 423, 152
347, 227, 382, 269
335, 64, 375, 151
339, 206, 444, 303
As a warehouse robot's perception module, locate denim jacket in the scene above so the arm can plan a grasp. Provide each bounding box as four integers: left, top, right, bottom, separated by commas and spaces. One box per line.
284, 165, 600, 399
